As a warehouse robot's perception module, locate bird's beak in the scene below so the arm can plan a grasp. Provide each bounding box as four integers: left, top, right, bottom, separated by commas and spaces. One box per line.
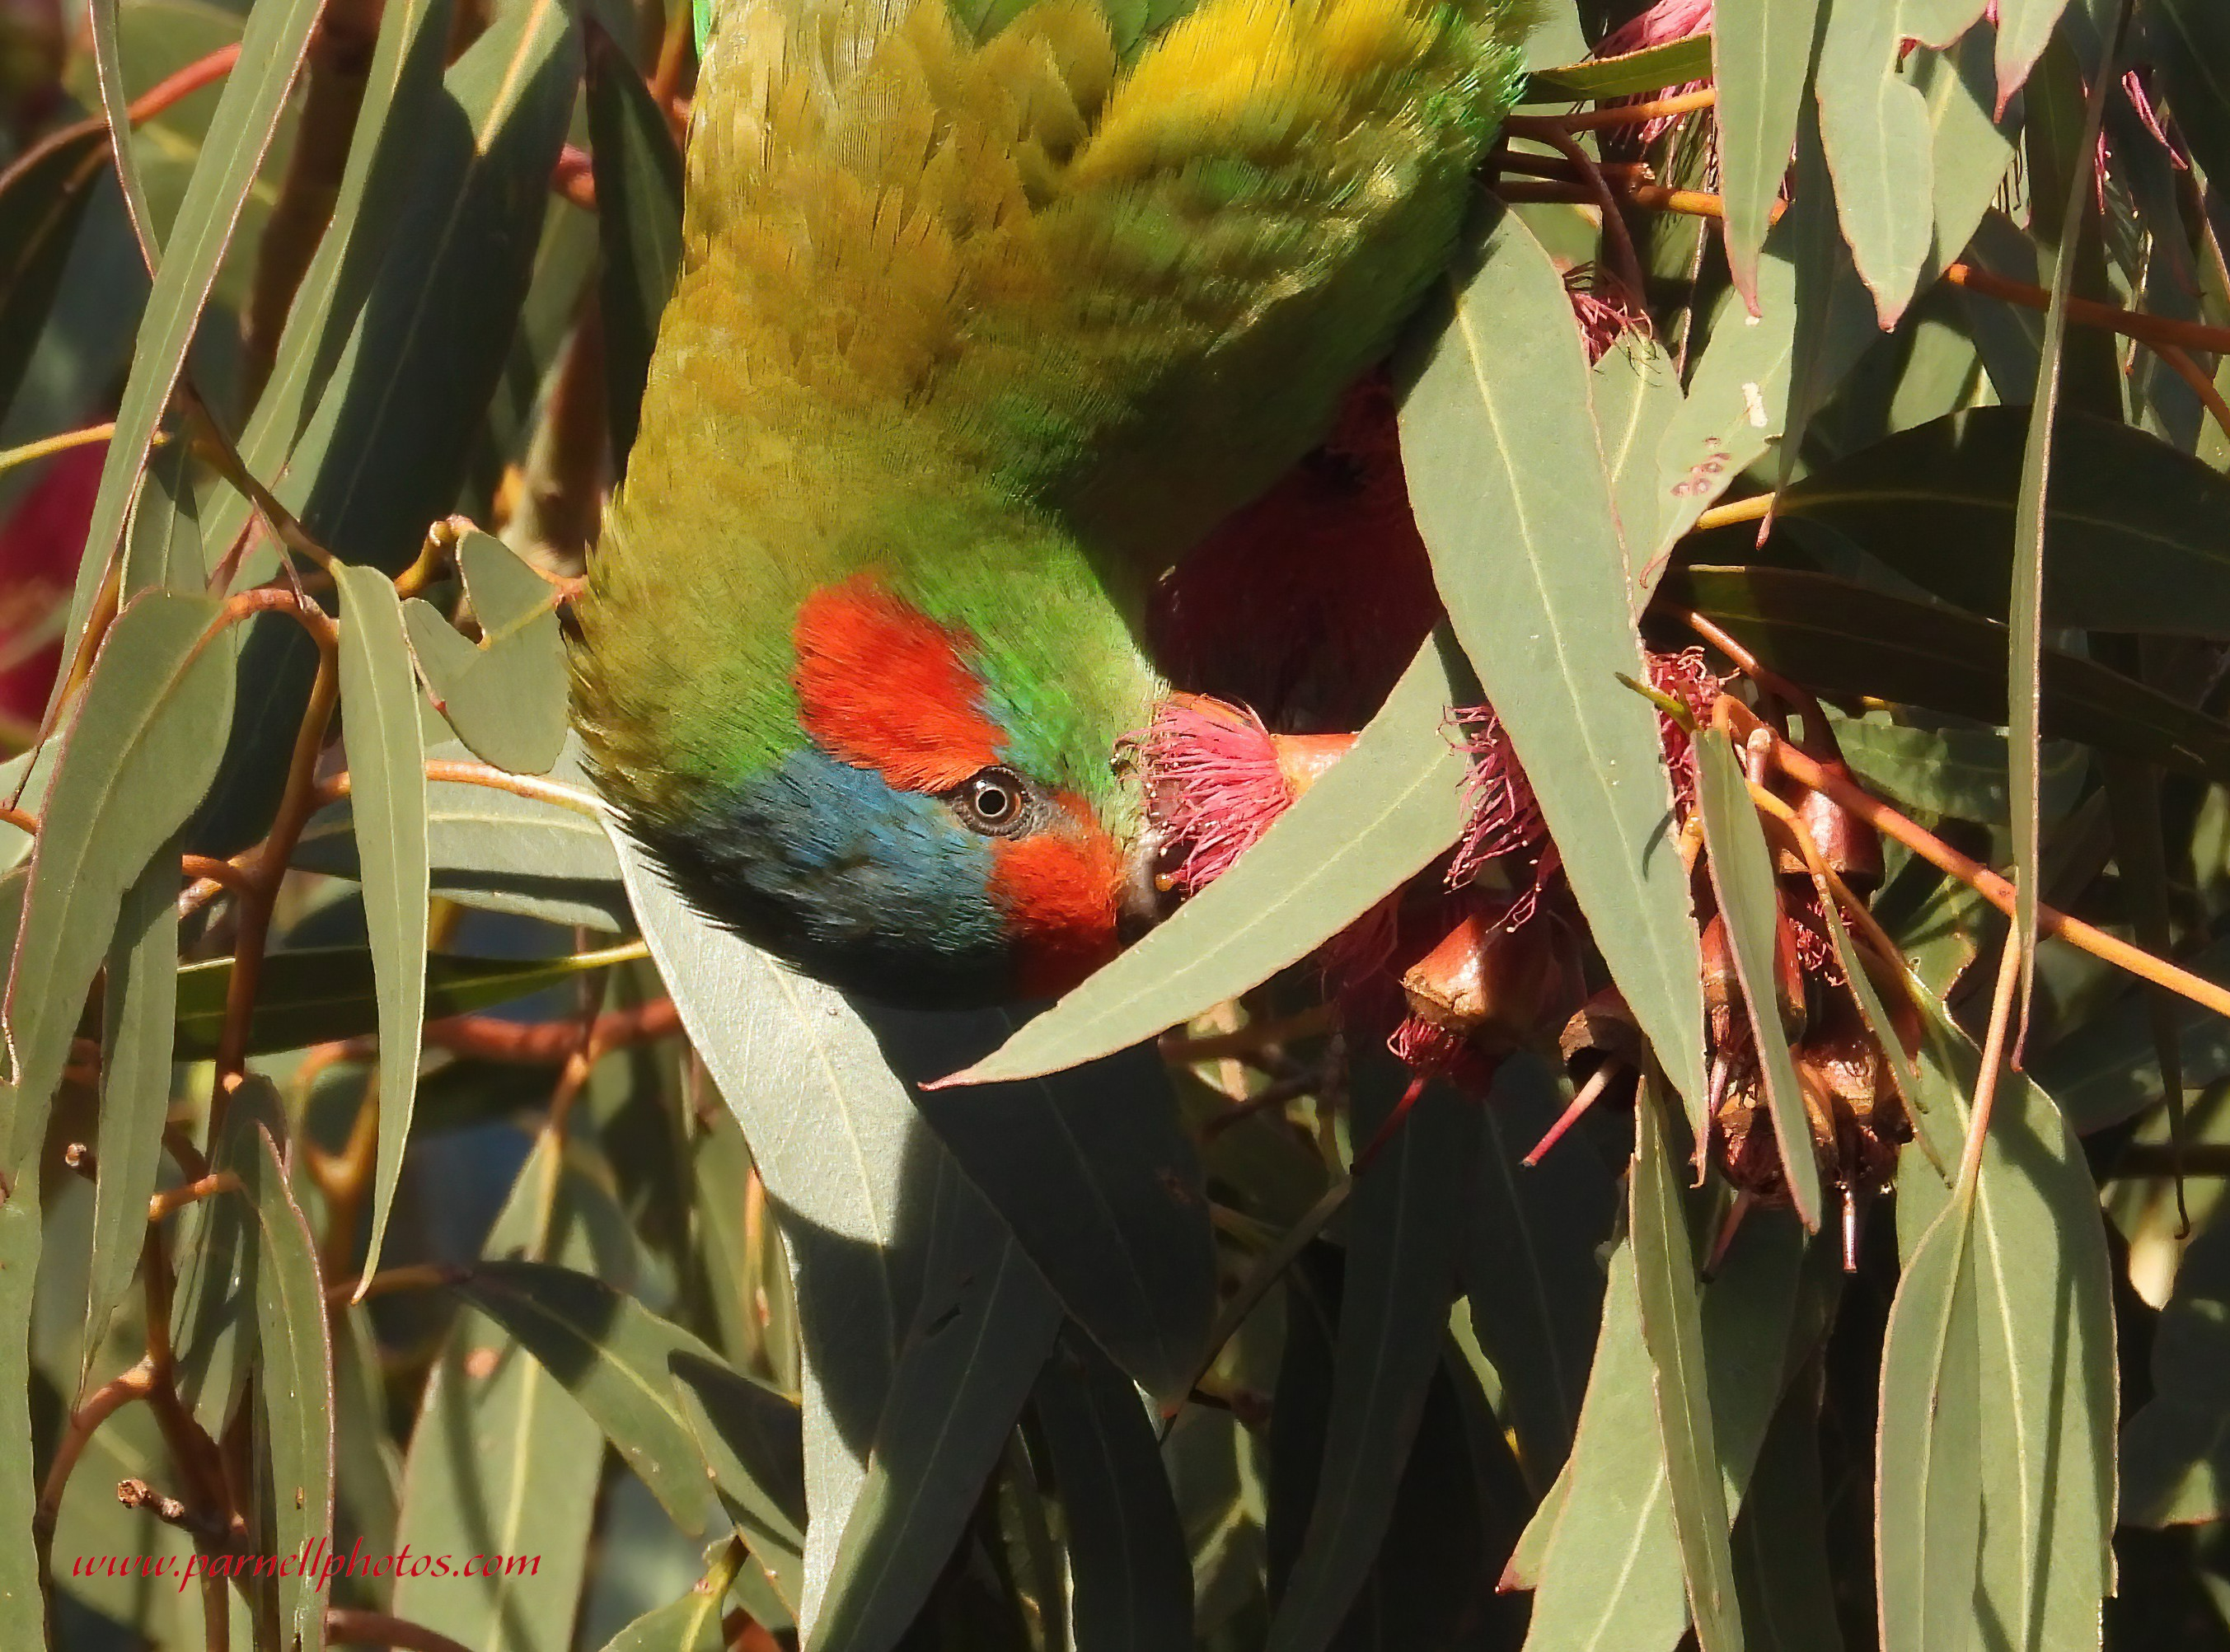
1117, 825, 1182, 945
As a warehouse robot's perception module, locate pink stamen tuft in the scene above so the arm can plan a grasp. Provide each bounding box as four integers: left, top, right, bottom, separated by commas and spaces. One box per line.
1446, 704, 1548, 889
1594, 0, 1713, 149
1566, 264, 1652, 365
1129, 695, 1293, 897
1647, 647, 1726, 820
1387, 1014, 1501, 1102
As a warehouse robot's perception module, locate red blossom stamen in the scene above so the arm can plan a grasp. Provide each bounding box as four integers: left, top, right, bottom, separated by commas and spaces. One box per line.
1647, 645, 1726, 819
1128, 695, 1293, 896
1445, 703, 1547, 887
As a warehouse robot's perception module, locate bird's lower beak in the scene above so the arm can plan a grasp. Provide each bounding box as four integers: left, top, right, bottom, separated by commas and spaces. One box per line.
1117, 826, 1182, 945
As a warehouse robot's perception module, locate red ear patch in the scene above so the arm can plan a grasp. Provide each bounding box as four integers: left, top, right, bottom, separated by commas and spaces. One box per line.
991, 794, 1124, 998
794, 577, 1005, 793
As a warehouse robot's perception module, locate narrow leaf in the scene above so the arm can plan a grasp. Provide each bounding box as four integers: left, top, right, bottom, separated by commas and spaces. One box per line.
243, 1124, 335, 1652
1874, 1192, 1983, 1652
1398, 203, 1703, 1112
1661, 564, 2230, 781
1264, 1074, 1478, 1652
1032, 1330, 1194, 1651
2007, 27, 2122, 1042
82, 849, 179, 1377
393, 1135, 611, 1652
1461, 1052, 1618, 1488
334, 562, 429, 1287
811, 1165, 1061, 1652
1523, 35, 1715, 101
867, 1005, 1216, 1405
1713, 0, 1820, 310
448, 1259, 724, 1533
63, 0, 326, 672
2, 591, 231, 1172
616, 831, 951, 1631
586, 25, 684, 475
0, 1162, 40, 1643
1629, 1083, 1742, 1652
1694, 728, 1824, 1228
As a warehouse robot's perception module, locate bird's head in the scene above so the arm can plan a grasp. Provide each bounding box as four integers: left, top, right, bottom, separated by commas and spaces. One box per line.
574, 509, 1174, 1008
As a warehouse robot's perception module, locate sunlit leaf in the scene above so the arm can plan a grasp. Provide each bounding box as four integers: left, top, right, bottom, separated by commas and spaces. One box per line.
60, 0, 325, 678
1694, 728, 1824, 1228
1399, 203, 1704, 1113
1712, 0, 1819, 310
1524, 1222, 1805, 1650
1629, 1084, 1742, 1652
82, 850, 178, 1380
2, 591, 232, 1172
393, 1135, 613, 1651
1522, 35, 1714, 101
241, 1124, 335, 1652
616, 829, 951, 1631
335, 562, 429, 1288
1876, 1188, 1984, 1652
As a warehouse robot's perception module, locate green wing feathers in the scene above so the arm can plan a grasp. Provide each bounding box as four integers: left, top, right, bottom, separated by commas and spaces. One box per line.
673, 0, 1524, 555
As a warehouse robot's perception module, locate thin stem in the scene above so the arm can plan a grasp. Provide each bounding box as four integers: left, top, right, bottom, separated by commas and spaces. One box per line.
33, 1361, 155, 1552
1502, 115, 1648, 302
425, 994, 677, 1063
213, 648, 340, 1093
324, 1262, 463, 1305
146, 1171, 241, 1224
124, 42, 240, 125
1944, 260, 2230, 360
1961, 933, 2026, 1196
1740, 699, 2230, 1027
1692, 494, 1773, 532
1551, 86, 1717, 132
0, 422, 116, 478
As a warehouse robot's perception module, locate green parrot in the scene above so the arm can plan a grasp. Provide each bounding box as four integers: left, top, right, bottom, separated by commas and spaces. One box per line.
570, 0, 1527, 1007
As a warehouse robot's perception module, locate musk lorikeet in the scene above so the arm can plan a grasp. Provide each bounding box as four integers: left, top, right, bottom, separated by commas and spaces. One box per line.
570, 0, 1528, 1008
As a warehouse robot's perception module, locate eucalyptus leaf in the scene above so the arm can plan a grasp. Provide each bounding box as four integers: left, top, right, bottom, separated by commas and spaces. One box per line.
2, 591, 232, 1172
1032, 1329, 1194, 1650
1695, 727, 1825, 1228
82, 850, 179, 1382
1780, 407, 2230, 635
1630, 1084, 1742, 1652
1264, 1074, 1478, 1652
335, 561, 429, 1287
1398, 203, 1703, 1113
1660, 564, 2230, 781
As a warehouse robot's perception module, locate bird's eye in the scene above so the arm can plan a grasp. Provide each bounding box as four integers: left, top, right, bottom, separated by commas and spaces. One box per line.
951, 766, 1033, 836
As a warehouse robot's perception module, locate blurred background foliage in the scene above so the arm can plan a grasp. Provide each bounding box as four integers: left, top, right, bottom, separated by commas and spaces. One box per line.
7, 0, 2230, 1647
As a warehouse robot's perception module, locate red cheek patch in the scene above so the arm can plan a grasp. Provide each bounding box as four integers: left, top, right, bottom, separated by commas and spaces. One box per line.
794, 577, 1005, 793
991, 794, 1124, 999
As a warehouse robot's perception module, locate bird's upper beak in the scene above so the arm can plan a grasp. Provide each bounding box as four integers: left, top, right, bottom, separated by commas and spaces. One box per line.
1117, 824, 1182, 945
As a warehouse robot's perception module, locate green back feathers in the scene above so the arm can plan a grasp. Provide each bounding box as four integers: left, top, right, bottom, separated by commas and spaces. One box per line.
573, 0, 1525, 821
